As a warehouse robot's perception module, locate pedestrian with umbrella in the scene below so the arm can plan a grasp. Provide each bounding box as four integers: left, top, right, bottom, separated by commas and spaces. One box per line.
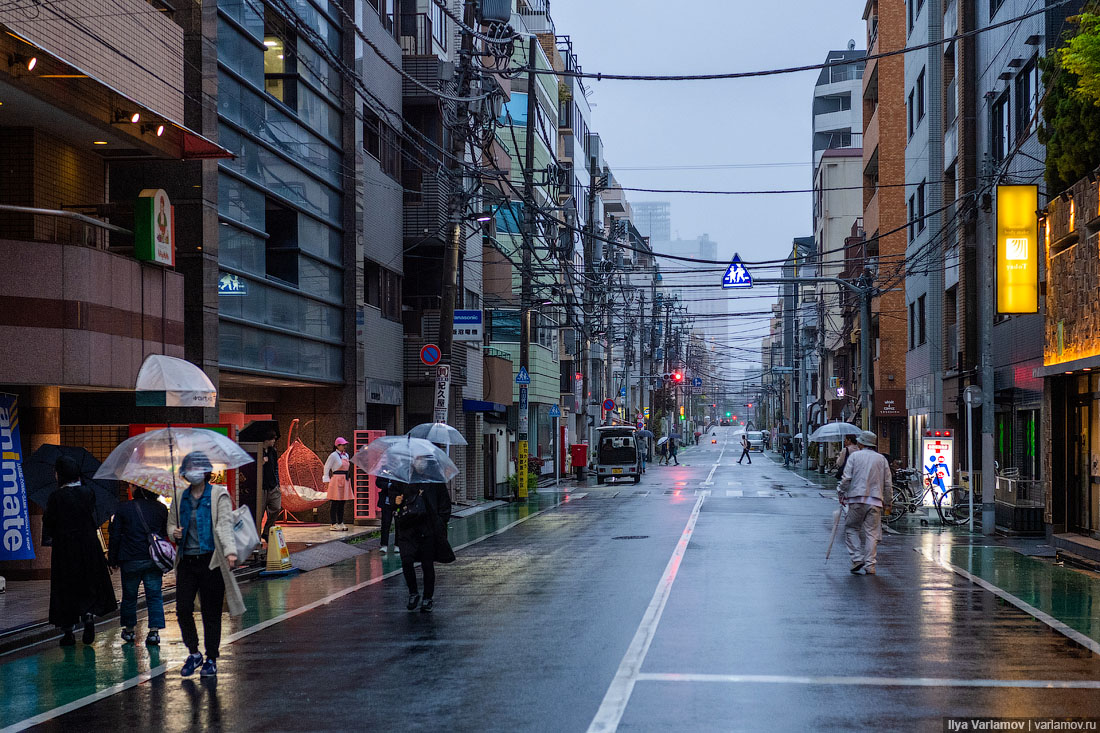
42, 456, 116, 646
108, 486, 168, 646
26, 444, 119, 526
352, 437, 458, 612
667, 435, 680, 466
636, 429, 654, 473
837, 431, 892, 575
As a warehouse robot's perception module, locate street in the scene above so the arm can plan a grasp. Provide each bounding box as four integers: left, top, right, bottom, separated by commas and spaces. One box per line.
3, 427, 1099, 732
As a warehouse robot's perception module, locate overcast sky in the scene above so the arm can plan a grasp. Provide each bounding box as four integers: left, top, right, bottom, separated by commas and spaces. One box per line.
549, 0, 868, 366
550, 0, 866, 255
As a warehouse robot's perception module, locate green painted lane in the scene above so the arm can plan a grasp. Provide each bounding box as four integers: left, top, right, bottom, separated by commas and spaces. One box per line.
0, 493, 567, 731
943, 544, 1100, 645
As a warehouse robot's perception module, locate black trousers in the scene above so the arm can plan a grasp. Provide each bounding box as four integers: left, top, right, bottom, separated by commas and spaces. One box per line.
380, 504, 395, 546
739, 447, 752, 464
401, 555, 435, 599
176, 553, 225, 659
330, 499, 349, 524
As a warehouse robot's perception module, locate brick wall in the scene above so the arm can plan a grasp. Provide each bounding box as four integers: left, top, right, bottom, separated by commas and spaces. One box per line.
1045, 180, 1100, 364
0, 0, 185, 121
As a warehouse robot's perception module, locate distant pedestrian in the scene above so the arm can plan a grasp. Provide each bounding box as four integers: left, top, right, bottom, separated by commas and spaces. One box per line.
738, 433, 752, 465
376, 475, 403, 554
396, 457, 454, 613
782, 438, 794, 468
260, 431, 282, 543
108, 487, 169, 646
668, 438, 680, 466
657, 440, 668, 465
638, 436, 649, 473
323, 437, 354, 532
834, 435, 858, 480
837, 431, 892, 575
170, 451, 244, 678
43, 456, 117, 646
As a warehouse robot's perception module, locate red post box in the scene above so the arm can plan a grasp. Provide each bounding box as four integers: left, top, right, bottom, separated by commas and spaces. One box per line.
570, 443, 588, 480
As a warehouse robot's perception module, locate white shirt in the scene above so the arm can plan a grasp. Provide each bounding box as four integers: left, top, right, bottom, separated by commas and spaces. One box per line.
323, 450, 348, 482
838, 448, 891, 507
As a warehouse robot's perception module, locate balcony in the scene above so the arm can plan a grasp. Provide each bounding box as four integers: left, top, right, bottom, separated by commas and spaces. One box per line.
403, 166, 453, 242
399, 13, 446, 57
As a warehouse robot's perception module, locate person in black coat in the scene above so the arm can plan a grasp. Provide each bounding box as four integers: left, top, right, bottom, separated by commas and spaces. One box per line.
396, 457, 453, 613
43, 456, 117, 646
108, 487, 169, 645
376, 475, 404, 554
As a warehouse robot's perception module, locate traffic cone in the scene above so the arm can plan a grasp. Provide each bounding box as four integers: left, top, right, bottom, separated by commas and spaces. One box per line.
263, 525, 294, 574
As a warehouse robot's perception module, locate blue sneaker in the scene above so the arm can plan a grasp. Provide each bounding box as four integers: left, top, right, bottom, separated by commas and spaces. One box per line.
181, 653, 203, 677
200, 657, 217, 677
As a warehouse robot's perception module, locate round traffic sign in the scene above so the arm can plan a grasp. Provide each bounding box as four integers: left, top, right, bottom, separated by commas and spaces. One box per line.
420, 344, 441, 366
603, 399, 616, 411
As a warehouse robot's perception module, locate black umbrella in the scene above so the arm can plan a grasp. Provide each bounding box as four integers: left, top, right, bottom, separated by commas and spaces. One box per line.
25, 445, 119, 525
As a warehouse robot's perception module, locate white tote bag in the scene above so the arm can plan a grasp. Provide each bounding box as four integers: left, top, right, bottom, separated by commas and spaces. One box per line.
230, 505, 261, 559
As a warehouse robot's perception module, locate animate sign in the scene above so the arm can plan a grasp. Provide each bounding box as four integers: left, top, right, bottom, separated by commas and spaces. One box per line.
0, 394, 33, 560
135, 189, 176, 266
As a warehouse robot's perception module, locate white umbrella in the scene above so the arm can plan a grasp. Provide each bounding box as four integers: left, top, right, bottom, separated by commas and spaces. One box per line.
825, 506, 844, 562
808, 422, 861, 443
407, 422, 468, 446
135, 355, 216, 408
94, 427, 253, 495
351, 436, 458, 484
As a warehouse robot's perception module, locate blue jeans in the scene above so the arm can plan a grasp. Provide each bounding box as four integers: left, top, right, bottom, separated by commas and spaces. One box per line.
120, 567, 165, 629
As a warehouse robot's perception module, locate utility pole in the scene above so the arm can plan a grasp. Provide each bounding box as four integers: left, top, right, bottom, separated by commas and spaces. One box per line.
436, 0, 478, 431
516, 35, 537, 501
800, 327, 810, 471
638, 292, 646, 427
979, 205, 996, 534
582, 162, 598, 453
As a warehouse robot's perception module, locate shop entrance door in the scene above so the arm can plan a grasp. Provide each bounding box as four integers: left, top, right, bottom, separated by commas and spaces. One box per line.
1067, 396, 1096, 535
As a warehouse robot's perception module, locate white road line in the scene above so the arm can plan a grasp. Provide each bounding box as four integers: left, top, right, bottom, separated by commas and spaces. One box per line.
701, 448, 724, 486
4, 501, 566, 733
634, 672, 1100, 689
587, 494, 705, 733
918, 547, 1100, 656
726, 490, 743, 497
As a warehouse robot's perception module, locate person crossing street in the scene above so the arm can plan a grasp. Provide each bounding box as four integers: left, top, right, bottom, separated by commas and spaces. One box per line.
737, 433, 752, 465
837, 431, 892, 575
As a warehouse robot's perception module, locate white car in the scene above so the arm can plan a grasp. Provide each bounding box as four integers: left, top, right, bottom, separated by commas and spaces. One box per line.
746, 431, 765, 451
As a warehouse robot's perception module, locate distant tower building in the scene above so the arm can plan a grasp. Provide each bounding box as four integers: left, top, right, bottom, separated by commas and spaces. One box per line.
632, 201, 671, 243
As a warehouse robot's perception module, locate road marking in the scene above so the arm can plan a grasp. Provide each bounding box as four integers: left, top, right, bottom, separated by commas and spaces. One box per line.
633, 672, 1100, 689
701, 447, 725, 486
3, 501, 566, 733
587, 494, 706, 733
726, 490, 743, 497
918, 547, 1100, 656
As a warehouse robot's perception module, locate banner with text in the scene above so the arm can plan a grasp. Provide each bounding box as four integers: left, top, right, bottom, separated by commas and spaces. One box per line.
1, 393, 34, 561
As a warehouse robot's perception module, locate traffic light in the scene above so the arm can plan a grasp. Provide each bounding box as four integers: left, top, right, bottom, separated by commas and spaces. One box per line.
672, 371, 683, 383
725, 411, 731, 417
747, 403, 753, 408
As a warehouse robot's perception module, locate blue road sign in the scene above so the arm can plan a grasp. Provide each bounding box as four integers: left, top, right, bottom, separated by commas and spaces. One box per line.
515, 366, 531, 384
721, 253, 753, 289
620, 387, 626, 397
602, 399, 616, 411
548, 404, 561, 418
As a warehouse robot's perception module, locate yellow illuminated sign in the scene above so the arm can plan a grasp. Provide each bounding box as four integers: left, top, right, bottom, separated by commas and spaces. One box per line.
517, 440, 528, 499
996, 185, 1039, 314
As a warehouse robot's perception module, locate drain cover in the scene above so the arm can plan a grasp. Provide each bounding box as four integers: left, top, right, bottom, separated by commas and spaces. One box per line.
611, 535, 650, 540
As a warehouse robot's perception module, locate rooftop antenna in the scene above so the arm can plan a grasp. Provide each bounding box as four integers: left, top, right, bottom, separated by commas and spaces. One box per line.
848, 39, 856, 51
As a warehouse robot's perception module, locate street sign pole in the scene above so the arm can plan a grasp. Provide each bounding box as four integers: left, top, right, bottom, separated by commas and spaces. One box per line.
516, 367, 531, 500
963, 386, 983, 533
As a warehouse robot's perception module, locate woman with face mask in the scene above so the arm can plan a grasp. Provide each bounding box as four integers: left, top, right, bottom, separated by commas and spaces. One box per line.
168, 451, 245, 678
322, 437, 354, 531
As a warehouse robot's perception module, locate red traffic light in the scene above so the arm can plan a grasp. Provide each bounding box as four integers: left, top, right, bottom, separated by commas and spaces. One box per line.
672, 371, 683, 383
575, 372, 583, 381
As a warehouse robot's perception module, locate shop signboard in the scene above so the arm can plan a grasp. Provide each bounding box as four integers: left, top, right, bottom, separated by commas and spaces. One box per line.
517, 439, 528, 498
996, 185, 1039, 314
433, 365, 450, 423
453, 310, 483, 342
135, 189, 176, 266
921, 430, 954, 507
875, 390, 906, 417
0, 393, 34, 561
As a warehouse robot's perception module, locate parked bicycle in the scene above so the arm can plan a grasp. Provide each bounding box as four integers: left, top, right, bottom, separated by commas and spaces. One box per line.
886, 467, 972, 526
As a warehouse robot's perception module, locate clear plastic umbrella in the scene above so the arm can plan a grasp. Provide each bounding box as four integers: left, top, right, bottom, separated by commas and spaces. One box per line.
808, 422, 862, 443
406, 422, 468, 446
135, 355, 216, 408
93, 427, 253, 496
350, 436, 458, 484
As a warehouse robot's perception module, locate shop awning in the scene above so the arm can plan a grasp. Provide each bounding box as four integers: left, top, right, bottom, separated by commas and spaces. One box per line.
1034, 354, 1100, 378
463, 399, 508, 413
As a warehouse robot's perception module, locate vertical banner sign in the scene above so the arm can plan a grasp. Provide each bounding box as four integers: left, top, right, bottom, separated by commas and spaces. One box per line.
921, 432, 955, 507
134, 189, 176, 266
516, 366, 530, 499
0, 394, 34, 560
996, 185, 1039, 314
433, 365, 451, 423
517, 439, 528, 498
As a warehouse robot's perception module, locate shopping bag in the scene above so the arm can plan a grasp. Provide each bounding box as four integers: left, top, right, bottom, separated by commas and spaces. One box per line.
231, 505, 261, 559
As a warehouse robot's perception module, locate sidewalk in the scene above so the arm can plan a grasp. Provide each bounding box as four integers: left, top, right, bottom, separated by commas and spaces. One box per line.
0, 493, 570, 731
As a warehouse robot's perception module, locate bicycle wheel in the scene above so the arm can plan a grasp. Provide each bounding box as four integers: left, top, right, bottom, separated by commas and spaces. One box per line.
938, 487, 973, 526
885, 487, 908, 525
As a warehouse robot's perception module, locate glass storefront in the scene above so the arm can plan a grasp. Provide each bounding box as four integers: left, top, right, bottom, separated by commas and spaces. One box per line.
1052, 374, 1100, 536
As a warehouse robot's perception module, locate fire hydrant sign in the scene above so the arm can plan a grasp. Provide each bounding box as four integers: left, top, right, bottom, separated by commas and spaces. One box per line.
921, 433, 954, 506
433, 365, 450, 423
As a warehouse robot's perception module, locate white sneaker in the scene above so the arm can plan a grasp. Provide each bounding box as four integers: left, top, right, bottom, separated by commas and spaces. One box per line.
329, 525, 340, 532
341, 523, 349, 531
393, 545, 400, 553
380, 545, 388, 554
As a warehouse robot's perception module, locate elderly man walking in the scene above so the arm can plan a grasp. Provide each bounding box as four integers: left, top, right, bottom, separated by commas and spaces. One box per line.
837, 431, 892, 575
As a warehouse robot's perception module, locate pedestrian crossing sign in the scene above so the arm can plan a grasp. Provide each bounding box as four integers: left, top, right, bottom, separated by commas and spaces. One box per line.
721, 253, 753, 289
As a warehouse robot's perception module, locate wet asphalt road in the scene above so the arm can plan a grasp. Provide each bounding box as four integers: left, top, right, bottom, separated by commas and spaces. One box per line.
31, 428, 1100, 732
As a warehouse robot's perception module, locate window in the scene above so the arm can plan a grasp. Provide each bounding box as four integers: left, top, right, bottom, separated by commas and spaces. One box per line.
915, 67, 924, 124
917, 180, 926, 233
428, 3, 447, 50
1015, 59, 1039, 140
909, 302, 916, 350
917, 294, 927, 346
908, 90, 915, 138
992, 91, 1011, 163
489, 310, 520, 342
908, 194, 917, 241
363, 106, 400, 181
263, 12, 297, 108
990, 0, 1006, 18
364, 260, 401, 322
265, 199, 299, 287
465, 289, 480, 310
363, 108, 380, 159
